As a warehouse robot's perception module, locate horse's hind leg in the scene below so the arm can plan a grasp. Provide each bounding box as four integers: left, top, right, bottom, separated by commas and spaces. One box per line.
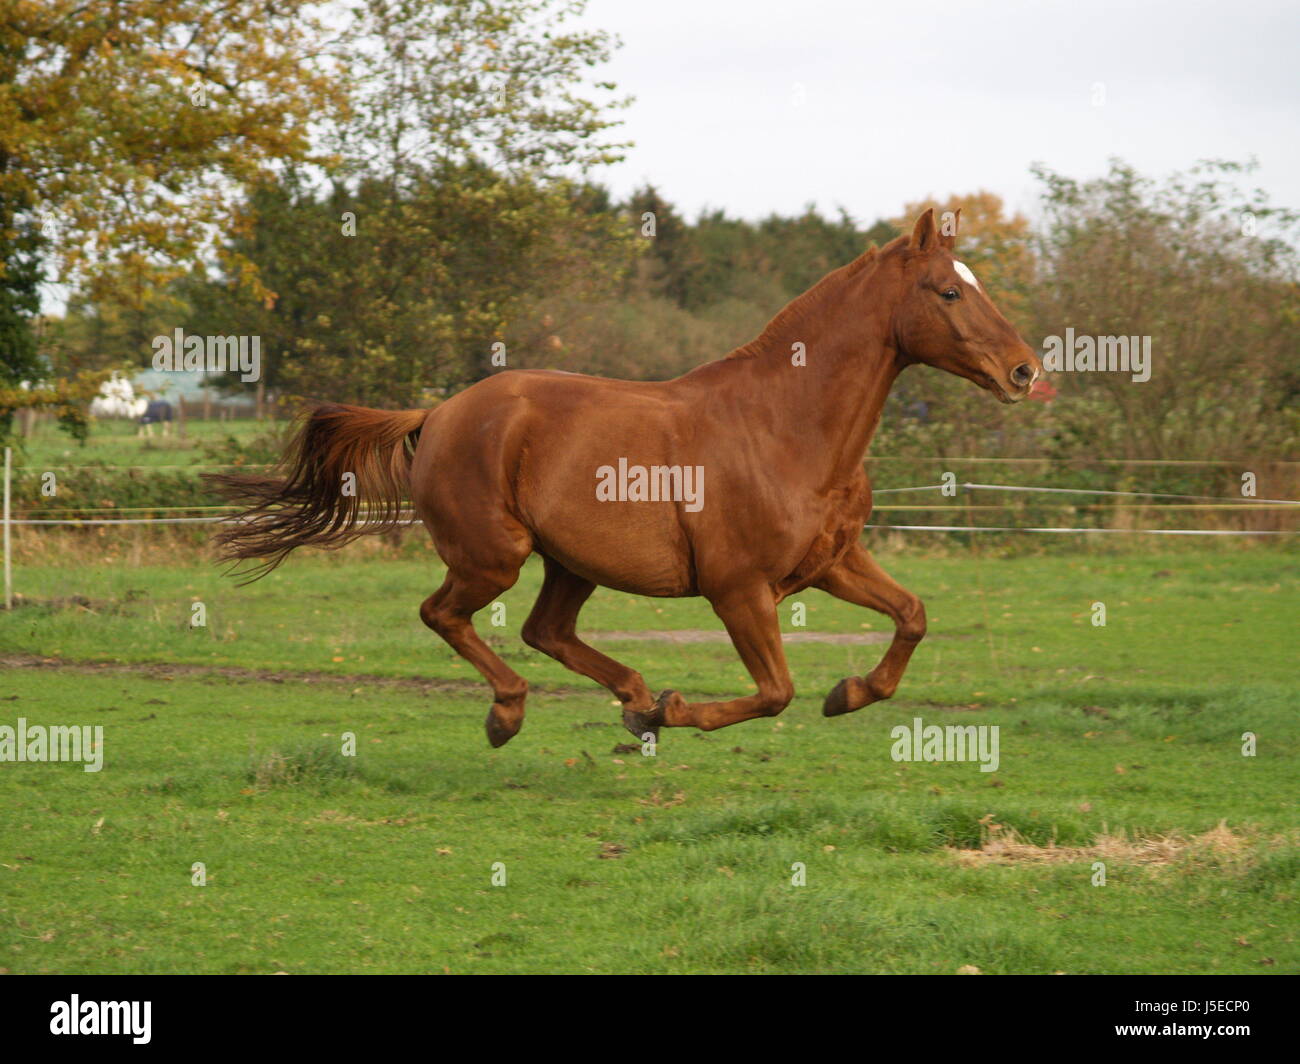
520, 556, 656, 736
421, 568, 529, 748
814, 542, 926, 716
648, 584, 795, 733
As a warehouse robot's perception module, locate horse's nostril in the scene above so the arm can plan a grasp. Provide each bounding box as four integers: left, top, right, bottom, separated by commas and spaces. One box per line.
1011, 362, 1034, 387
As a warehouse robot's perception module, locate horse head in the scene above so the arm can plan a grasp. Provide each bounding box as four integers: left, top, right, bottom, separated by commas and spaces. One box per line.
890, 207, 1040, 403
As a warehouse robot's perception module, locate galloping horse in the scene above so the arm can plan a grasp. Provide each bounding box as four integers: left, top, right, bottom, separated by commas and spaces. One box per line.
212, 209, 1041, 747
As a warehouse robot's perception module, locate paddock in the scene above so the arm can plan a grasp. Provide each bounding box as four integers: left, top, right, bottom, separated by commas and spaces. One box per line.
1, 422, 1295, 973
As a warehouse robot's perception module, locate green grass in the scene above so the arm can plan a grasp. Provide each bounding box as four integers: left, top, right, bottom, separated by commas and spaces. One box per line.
0, 543, 1297, 973
14, 415, 268, 471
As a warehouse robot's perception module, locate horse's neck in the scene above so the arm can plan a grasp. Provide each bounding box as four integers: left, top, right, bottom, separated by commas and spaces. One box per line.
726, 261, 901, 489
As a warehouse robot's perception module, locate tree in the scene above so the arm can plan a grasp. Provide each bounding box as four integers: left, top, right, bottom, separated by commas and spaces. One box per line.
0, 0, 344, 438
1, 0, 342, 295
1028, 158, 1300, 463
625, 185, 697, 307
178, 0, 634, 404
0, 180, 41, 437
183, 167, 635, 404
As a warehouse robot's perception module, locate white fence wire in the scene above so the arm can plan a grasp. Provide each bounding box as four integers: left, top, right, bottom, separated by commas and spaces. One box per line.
4, 465, 1297, 530
3, 450, 1299, 608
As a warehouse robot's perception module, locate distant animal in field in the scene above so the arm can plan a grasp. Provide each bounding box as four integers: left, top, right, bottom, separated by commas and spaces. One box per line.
89, 375, 147, 421
211, 209, 1041, 747
137, 399, 174, 438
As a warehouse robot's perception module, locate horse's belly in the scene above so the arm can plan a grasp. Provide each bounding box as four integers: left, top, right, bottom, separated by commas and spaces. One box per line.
532, 510, 696, 597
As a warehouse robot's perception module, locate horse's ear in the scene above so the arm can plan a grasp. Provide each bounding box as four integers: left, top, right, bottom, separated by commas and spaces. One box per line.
938, 207, 961, 250
908, 208, 938, 252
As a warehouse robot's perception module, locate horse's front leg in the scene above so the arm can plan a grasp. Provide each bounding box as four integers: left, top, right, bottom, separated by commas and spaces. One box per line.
814, 542, 926, 716
648, 584, 795, 732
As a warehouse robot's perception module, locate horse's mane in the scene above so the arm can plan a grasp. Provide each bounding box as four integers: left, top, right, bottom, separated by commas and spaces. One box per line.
724, 238, 902, 361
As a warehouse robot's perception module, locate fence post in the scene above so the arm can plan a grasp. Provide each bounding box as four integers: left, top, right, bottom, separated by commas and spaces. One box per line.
3, 446, 11, 610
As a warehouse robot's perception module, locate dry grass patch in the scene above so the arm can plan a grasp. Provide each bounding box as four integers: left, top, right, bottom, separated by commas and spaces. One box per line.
951, 818, 1258, 868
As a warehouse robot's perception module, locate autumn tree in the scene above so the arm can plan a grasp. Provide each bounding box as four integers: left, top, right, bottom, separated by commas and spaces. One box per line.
0, 0, 344, 437
1027, 158, 1300, 464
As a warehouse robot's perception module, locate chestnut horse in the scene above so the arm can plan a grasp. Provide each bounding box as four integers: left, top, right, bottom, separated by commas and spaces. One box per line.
212, 208, 1041, 747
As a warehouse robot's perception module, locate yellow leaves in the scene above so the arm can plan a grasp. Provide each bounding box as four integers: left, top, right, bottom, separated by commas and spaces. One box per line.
10, 1, 344, 290
0, 367, 118, 416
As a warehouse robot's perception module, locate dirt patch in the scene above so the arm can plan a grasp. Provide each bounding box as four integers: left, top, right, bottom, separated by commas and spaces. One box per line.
0, 630, 906, 693
0, 654, 585, 697
0, 629, 921, 692
951, 819, 1253, 867
911, 700, 994, 713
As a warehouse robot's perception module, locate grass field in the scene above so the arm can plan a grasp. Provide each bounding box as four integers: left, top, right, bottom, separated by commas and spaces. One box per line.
15, 414, 267, 468
0, 536, 1297, 974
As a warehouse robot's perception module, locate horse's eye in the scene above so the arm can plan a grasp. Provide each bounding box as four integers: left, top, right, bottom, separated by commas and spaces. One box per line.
941, 287, 961, 302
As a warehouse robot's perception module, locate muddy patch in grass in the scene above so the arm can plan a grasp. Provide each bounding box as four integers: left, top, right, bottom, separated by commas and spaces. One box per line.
0, 653, 585, 696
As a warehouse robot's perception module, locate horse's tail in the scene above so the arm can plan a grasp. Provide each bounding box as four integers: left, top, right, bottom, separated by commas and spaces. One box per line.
206, 403, 429, 580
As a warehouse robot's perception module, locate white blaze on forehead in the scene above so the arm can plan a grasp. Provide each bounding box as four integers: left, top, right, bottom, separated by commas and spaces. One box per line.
953, 261, 980, 290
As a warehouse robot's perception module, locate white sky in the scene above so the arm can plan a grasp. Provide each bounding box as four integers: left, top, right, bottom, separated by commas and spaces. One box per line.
574, 0, 1300, 226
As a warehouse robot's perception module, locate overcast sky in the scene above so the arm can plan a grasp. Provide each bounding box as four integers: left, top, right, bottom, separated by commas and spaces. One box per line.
573, 0, 1300, 227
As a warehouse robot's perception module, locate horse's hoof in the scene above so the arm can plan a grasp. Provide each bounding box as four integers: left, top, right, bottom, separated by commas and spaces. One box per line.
618, 686, 681, 738
822, 678, 850, 717
621, 698, 664, 742
823, 677, 867, 717
485, 708, 522, 748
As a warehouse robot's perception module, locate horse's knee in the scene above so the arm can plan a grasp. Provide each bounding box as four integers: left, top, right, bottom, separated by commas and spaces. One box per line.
898, 596, 926, 643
